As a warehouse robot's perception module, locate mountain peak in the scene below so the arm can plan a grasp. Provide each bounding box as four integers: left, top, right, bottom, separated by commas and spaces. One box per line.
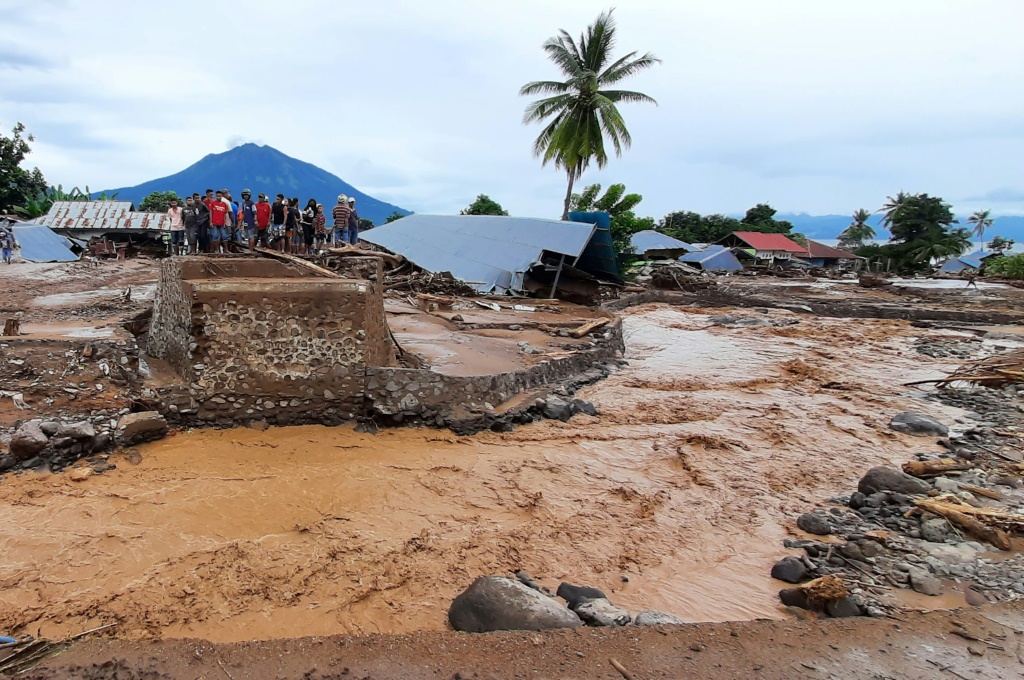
103, 145, 409, 225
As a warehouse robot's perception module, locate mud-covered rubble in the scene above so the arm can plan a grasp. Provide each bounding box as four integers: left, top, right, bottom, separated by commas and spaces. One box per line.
771, 398, 1024, 619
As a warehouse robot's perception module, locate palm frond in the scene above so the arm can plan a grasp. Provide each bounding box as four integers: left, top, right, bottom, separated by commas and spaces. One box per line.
599, 53, 661, 85
519, 80, 572, 97
582, 9, 617, 72
597, 89, 659, 106
542, 35, 584, 79
522, 94, 574, 124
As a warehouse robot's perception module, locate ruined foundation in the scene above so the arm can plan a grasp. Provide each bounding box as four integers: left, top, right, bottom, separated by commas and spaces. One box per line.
146, 256, 625, 428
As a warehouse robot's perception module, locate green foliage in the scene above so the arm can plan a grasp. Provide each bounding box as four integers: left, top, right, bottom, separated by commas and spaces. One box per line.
138, 190, 183, 213
460, 194, 509, 216
986, 254, 1024, 279
358, 218, 374, 231
740, 203, 794, 233
860, 193, 965, 273
1, 122, 47, 214
656, 203, 793, 245
988, 235, 1015, 254
837, 208, 876, 250
13, 192, 52, 219
569, 183, 642, 216
967, 209, 994, 248
384, 211, 406, 224
520, 9, 661, 218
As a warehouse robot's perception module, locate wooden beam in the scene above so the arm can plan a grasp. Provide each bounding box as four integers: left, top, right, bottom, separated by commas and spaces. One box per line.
570, 317, 609, 339
254, 247, 341, 279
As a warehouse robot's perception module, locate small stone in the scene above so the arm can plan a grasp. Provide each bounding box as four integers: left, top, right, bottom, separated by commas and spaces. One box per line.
9, 422, 49, 461
858, 466, 931, 495
797, 513, 832, 536
839, 542, 866, 563
91, 432, 110, 451
40, 422, 60, 437
778, 588, 810, 609
910, 573, 943, 597
890, 412, 949, 437
921, 518, 951, 543
115, 411, 168, 446
68, 467, 93, 482
771, 556, 808, 584
848, 492, 867, 509
825, 597, 863, 618
573, 598, 631, 627
858, 540, 883, 558
933, 477, 959, 493
633, 610, 685, 626
963, 587, 987, 606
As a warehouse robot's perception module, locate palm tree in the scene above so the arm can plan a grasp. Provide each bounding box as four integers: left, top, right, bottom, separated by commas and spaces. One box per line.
878, 191, 910, 229
520, 10, 661, 219
945, 227, 972, 257
838, 208, 875, 249
967, 210, 994, 251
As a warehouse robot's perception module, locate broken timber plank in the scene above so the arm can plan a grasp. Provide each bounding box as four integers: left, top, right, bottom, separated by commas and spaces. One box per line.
902, 459, 975, 478
570, 317, 610, 339
255, 247, 341, 279
914, 498, 1012, 550
958, 484, 1004, 501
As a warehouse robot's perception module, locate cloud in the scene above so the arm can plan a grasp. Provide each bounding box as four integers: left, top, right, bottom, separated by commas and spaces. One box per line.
226, 136, 264, 150
0, 46, 61, 71
964, 187, 1024, 203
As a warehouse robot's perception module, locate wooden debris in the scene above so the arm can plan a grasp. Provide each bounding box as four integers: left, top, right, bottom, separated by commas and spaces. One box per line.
914, 497, 1013, 551
609, 658, 636, 680
902, 459, 974, 478
255, 247, 341, 279
2, 318, 20, 336
797, 575, 849, 607
570, 317, 610, 338
537, 324, 560, 333
906, 348, 1024, 389
323, 245, 405, 268
957, 484, 1004, 501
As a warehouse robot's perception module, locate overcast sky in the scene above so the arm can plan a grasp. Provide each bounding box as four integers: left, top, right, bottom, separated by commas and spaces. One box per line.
2, 0, 1022, 219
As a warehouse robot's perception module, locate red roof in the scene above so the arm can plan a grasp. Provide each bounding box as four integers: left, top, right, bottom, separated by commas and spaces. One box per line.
730, 231, 806, 253
804, 240, 861, 260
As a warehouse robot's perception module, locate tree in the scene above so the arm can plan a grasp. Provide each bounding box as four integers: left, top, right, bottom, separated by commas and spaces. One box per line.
384, 211, 406, 224
460, 194, 509, 216
878, 193, 960, 272
967, 210, 994, 251
986, 254, 1024, 279
138, 190, 182, 213
1, 122, 47, 214
878, 190, 911, 230
988, 235, 1015, 254
569, 183, 642, 215
358, 218, 374, 232
739, 202, 794, 234
658, 210, 703, 242
520, 10, 660, 219
837, 208, 876, 250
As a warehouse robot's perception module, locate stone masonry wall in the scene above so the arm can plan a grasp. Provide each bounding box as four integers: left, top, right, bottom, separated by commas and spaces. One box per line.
146, 258, 193, 376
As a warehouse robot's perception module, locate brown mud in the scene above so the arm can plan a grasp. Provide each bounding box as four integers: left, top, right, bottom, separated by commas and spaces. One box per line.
0, 303, 1002, 643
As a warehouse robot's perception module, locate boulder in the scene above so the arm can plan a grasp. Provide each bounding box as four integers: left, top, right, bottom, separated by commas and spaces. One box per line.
889, 412, 948, 437
539, 396, 573, 422
0, 453, 18, 472
848, 492, 867, 509
921, 518, 951, 543
796, 513, 832, 536
570, 399, 598, 417
58, 421, 95, 441
771, 556, 808, 584
40, 421, 60, 437
555, 582, 607, 609
633, 610, 686, 626
574, 598, 631, 627
858, 467, 931, 496
449, 576, 582, 633
778, 588, 810, 609
825, 597, 863, 618
115, 412, 168, 446
910, 572, 943, 597
9, 421, 49, 461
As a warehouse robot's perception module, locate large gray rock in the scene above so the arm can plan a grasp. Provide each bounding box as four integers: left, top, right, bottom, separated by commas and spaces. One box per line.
634, 610, 686, 626
796, 512, 832, 536
555, 582, 607, 608
58, 421, 95, 441
539, 396, 573, 422
9, 421, 49, 461
771, 556, 808, 584
921, 518, 952, 543
890, 412, 948, 437
449, 576, 582, 633
573, 598, 631, 627
115, 412, 168, 446
858, 466, 931, 496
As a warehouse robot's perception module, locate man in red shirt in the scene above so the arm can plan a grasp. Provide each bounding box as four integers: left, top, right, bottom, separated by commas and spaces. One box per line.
254, 193, 272, 247
207, 190, 229, 253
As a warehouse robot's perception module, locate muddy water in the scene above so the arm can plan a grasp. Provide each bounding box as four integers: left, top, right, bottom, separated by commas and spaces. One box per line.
0, 305, 967, 642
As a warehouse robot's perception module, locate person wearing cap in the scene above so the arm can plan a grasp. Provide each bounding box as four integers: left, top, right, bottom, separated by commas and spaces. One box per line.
254, 193, 272, 247
331, 194, 351, 246
238, 189, 257, 249
346, 196, 360, 247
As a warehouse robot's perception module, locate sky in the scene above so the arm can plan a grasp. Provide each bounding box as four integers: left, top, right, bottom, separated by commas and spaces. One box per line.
2, 0, 1023, 220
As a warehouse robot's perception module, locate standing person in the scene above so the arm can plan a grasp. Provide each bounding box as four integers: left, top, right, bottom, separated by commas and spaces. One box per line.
254, 193, 272, 247
220, 189, 237, 251
331, 194, 351, 246
238, 189, 257, 249
1, 227, 16, 264
208, 190, 229, 253
314, 204, 327, 252
181, 196, 199, 254
287, 197, 302, 254
270, 193, 287, 252
347, 196, 360, 246
166, 198, 184, 255
194, 192, 211, 254
302, 198, 316, 254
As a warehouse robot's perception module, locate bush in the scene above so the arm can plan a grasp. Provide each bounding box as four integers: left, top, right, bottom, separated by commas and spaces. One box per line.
986, 254, 1024, 280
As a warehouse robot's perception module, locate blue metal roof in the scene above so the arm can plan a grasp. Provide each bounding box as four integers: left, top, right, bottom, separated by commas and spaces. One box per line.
679, 245, 743, 272
10, 225, 79, 262
630, 230, 695, 254
938, 250, 986, 273
569, 211, 622, 282
360, 214, 598, 293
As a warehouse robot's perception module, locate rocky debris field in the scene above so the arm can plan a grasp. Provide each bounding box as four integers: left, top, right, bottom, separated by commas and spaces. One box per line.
768, 387, 1024, 620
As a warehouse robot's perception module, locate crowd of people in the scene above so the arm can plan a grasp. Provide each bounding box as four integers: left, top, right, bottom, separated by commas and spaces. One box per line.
164, 189, 361, 256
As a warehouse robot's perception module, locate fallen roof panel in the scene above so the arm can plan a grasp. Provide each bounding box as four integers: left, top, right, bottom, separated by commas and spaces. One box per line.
630, 230, 695, 254
360, 214, 598, 293
11, 225, 79, 262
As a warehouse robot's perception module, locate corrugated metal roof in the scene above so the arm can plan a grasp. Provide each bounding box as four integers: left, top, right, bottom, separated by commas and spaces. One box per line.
938, 250, 987, 273
360, 214, 598, 293
36, 201, 172, 232
569, 211, 622, 282
11, 225, 79, 262
726, 231, 806, 253
679, 245, 743, 272
804, 240, 861, 260
630, 230, 695, 254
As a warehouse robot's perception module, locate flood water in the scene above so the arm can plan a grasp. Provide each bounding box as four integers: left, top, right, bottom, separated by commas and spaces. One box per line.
0, 305, 966, 642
